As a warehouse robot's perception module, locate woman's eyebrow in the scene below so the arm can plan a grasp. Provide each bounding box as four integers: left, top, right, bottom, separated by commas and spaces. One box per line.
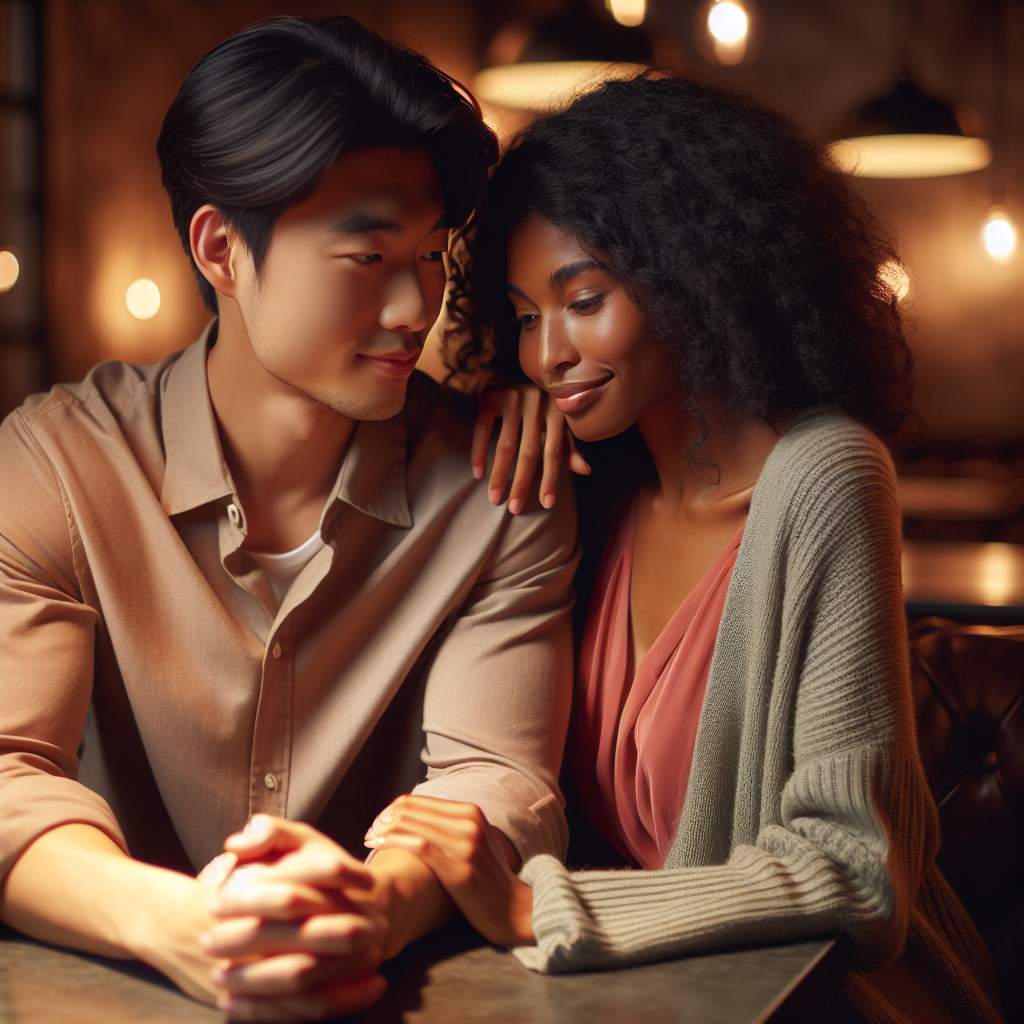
549, 259, 605, 288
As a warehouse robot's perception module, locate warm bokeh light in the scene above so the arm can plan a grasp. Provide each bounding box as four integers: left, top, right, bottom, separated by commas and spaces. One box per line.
126, 278, 161, 319
0, 251, 20, 293
606, 0, 646, 28
878, 259, 910, 302
983, 206, 1016, 259
828, 135, 992, 179
708, 1, 748, 44
472, 61, 643, 114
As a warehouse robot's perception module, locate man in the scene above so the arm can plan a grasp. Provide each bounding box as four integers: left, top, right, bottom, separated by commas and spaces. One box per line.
0, 17, 577, 1020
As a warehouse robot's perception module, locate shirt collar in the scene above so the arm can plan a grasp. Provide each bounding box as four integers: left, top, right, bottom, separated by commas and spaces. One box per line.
160, 321, 412, 529
160, 322, 234, 517
323, 412, 412, 531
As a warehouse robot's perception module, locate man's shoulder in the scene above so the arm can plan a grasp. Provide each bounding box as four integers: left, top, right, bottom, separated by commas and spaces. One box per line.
403, 369, 476, 458
15, 350, 187, 433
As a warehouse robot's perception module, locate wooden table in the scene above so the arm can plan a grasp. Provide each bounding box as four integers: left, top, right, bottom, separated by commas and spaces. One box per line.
0, 920, 842, 1024
902, 540, 1024, 625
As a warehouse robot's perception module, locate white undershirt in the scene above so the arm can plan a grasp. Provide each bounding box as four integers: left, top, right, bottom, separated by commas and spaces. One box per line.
248, 531, 325, 605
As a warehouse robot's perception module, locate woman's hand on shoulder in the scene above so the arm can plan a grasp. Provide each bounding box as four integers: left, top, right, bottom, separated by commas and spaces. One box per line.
364, 795, 535, 947
472, 383, 590, 515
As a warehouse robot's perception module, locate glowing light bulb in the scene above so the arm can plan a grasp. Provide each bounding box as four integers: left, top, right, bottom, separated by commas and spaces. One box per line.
126, 279, 161, 319
983, 206, 1016, 259
0, 250, 19, 293
878, 259, 910, 301
708, 1, 748, 44
606, 0, 646, 27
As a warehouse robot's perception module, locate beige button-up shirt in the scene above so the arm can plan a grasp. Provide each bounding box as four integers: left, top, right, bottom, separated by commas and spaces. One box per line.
0, 329, 578, 877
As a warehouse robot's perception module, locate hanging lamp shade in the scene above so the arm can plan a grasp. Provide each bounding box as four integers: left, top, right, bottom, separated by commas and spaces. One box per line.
473, 0, 650, 115
829, 79, 991, 179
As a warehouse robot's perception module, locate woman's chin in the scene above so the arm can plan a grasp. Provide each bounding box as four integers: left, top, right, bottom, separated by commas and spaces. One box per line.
568, 414, 637, 444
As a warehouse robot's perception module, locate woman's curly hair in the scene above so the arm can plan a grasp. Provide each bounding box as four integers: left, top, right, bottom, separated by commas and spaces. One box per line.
447, 73, 915, 448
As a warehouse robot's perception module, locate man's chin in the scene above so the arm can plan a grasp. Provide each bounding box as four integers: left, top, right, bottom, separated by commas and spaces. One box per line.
307, 381, 409, 422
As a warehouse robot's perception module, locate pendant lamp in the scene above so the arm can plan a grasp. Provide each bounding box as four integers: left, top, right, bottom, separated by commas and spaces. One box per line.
472, 0, 650, 115
829, 4, 991, 179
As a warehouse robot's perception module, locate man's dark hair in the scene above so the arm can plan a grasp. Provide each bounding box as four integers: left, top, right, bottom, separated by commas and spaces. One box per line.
158, 16, 497, 310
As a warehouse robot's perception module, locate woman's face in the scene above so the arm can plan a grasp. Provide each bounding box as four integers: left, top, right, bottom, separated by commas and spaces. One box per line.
507, 213, 676, 442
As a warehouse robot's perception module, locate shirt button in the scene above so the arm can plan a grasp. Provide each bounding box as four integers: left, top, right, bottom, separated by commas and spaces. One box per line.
264, 773, 277, 790
227, 502, 240, 527
272, 642, 282, 659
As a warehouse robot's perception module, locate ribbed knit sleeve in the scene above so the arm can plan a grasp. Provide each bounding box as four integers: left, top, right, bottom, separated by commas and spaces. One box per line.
512, 413, 1002, 1024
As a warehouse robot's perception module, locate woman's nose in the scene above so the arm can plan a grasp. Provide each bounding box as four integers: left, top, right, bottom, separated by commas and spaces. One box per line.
537, 321, 580, 374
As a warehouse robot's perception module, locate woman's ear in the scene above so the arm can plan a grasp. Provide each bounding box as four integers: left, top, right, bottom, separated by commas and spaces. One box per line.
190, 204, 239, 302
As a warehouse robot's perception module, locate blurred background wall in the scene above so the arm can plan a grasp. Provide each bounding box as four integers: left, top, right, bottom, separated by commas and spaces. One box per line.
0, 0, 1021, 446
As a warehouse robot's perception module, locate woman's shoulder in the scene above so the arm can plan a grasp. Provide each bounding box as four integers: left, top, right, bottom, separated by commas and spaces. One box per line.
751, 408, 900, 541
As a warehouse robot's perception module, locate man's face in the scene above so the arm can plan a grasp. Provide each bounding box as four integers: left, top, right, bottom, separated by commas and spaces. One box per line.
236, 147, 448, 421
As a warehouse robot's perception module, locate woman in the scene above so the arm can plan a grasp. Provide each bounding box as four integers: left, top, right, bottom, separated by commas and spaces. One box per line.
363, 76, 1002, 1023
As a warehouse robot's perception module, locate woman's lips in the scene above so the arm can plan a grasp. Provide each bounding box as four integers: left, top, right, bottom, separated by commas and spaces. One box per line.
359, 351, 421, 378
547, 375, 613, 415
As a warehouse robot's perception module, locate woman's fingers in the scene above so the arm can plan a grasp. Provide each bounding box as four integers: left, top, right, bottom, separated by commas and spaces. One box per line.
488, 389, 524, 505
507, 388, 545, 515
202, 912, 385, 959
539, 406, 568, 508
565, 428, 592, 476
470, 390, 502, 481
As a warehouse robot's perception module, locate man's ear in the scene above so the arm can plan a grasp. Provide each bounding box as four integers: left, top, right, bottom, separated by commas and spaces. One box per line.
190, 205, 239, 301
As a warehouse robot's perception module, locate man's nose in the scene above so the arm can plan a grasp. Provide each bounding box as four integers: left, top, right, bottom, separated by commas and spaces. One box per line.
379, 266, 432, 335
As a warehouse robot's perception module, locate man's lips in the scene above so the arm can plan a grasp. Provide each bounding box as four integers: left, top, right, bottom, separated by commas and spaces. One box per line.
547, 375, 613, 415
359, 350, 421, 378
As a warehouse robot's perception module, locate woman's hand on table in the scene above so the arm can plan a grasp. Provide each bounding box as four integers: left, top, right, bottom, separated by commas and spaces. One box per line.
472, 383, 590, 515
201, 817, 388, 1022
364, 795, 535, 947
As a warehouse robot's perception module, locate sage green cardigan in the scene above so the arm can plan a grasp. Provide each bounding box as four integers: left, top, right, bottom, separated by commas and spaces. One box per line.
515, 411, 1002, 1024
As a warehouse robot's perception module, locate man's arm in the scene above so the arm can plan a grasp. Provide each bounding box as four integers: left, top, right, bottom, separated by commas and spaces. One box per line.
0, 823, 220, 1001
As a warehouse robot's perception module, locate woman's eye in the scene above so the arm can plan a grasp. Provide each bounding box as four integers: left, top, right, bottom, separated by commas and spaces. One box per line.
350, 253, 383, 265
421, 250, 447, 263
515, 313, 539, 327
570, 295, 604, 314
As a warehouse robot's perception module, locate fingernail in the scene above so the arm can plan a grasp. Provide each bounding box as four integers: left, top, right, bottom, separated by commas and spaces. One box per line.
541, 493, 554, 509
488, 488, 501, 504
364, 837, 384, 848
378, 808, 394, 823
249, 815, 271, 840
473, 465, 483, 480
509, 499, 522, 515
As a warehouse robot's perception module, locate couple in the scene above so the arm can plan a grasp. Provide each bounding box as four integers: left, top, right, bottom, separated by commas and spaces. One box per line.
0, 15, 1001, 1024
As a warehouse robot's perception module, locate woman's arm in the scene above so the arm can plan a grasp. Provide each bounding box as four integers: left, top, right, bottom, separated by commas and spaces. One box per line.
364, 795, 535, 946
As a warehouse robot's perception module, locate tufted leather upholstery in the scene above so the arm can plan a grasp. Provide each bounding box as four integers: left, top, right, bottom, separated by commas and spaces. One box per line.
909, 617, 1024, 1022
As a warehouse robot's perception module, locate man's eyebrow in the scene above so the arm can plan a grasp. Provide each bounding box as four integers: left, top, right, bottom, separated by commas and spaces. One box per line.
331, 212, 402, 235
549, 259, 606, 288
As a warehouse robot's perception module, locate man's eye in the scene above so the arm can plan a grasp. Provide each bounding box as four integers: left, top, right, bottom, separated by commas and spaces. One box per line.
421, 250, 447, 263
350, 253, 383, 264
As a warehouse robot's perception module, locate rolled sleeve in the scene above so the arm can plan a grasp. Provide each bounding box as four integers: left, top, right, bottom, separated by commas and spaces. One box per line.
0, 408, 125, 880
414, 474, 580, 863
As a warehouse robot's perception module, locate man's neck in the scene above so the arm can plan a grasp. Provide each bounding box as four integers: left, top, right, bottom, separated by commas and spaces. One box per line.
206, 300, 357, 553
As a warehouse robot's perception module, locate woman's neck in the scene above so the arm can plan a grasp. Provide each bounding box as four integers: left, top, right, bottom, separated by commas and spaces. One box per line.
636, 389, 784, 520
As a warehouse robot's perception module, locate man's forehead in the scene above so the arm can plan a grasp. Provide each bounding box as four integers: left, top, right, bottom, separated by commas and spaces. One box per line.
311, 148, 446, 232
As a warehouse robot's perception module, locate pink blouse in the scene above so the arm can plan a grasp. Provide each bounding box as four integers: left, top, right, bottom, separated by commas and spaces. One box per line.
572, 502, 744, 869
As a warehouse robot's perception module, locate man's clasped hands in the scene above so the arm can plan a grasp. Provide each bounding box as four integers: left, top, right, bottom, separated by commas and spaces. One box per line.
190, 796, 532, 1022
